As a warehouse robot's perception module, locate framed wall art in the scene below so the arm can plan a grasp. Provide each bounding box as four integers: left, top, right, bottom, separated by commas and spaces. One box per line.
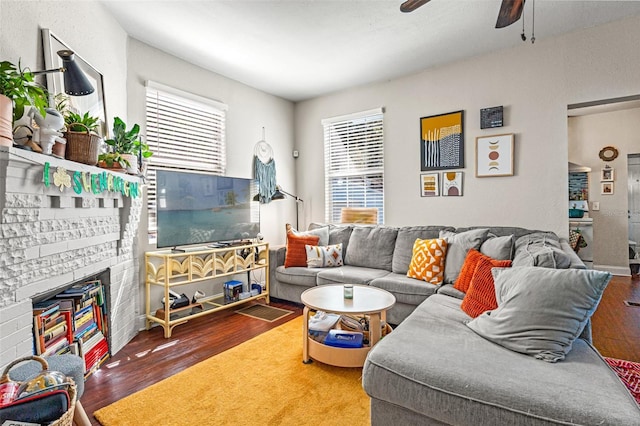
420, 173, 440, 197
601, 182, 614, 195
475, 133, 514, 177
442, 172, 463, 196
42, 28, 108, 137
600, 167, 615, 182
420, 110, 464, 171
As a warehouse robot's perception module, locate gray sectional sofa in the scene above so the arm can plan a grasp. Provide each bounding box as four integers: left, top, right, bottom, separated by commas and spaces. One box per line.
269, 223, 640, 425
269, 224, 584, 325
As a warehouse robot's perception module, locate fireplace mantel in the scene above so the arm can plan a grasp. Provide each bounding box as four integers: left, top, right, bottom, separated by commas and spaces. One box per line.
0, 146, 143, 371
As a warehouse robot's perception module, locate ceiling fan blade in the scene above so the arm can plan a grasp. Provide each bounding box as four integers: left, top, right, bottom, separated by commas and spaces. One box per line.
495, 0, 525, 28
400, 0, 431, 13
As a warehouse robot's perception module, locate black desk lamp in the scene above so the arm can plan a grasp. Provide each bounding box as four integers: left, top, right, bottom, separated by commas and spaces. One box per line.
33, 50, 94, 96
253, 185, 303, 229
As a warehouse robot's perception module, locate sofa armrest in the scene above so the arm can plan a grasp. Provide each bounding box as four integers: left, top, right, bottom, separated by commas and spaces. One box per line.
268, 245, 286, 299
559, 239, 586, 269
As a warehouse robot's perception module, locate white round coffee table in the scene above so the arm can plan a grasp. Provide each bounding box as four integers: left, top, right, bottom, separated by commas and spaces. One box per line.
301, 284, 396, 367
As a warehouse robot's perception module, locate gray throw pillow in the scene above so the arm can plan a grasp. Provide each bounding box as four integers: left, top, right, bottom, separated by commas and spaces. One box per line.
466, 267, 612, 363
288, 224, 329, 246
439, 228, 490, 283
345, 226, 398, 271
480, 235, 515, 260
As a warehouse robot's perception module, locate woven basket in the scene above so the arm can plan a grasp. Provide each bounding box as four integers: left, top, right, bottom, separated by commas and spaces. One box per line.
0, 355, 76, 426
64, 123, 102, 166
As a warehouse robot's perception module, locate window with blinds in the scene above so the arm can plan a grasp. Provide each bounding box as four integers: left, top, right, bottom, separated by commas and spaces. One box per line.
322, 108, 384, 224
146, 81, 228, 239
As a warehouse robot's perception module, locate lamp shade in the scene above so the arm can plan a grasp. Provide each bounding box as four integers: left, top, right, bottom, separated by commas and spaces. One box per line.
57, 50, 94, 96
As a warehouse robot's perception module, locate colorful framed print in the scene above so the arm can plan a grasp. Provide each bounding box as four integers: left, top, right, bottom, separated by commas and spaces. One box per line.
601, 182, 614, 195
442, 172, 463, 196
600, 167, 614, 182
420, 110, 464, 171
420, 173, 440, 197
475, 133, 514, 177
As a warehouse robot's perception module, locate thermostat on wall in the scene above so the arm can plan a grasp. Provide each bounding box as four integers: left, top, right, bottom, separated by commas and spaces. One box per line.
480, 106, 504, 129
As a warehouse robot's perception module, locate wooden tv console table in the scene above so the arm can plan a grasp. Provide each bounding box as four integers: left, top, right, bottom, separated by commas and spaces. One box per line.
145, 242, 269, 337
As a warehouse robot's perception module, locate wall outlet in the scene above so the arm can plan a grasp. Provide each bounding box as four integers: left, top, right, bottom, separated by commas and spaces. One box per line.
591, 201, 600, 211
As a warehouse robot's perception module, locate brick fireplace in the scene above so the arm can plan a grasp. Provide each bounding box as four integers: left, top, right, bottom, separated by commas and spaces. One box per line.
0, 146, 143, 371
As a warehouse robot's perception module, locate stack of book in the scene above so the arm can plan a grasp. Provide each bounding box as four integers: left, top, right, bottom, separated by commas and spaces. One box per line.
32, 300, 73, 357
54, 280, 110, 378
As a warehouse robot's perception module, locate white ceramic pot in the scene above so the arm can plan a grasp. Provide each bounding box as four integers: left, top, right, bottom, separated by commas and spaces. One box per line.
121, 153, 138, 175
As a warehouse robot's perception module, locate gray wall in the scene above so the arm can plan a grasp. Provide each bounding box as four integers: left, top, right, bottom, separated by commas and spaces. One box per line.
294, 15, 640, 243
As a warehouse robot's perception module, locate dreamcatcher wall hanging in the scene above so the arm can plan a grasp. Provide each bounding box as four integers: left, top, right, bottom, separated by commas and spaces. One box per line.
253, 127, 277, 203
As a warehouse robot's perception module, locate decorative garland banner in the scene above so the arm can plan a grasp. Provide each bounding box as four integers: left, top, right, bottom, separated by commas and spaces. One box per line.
43, 162, 139, 198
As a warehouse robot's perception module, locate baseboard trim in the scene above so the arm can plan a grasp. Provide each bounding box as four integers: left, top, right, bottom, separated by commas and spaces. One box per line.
593, 264, 631, 276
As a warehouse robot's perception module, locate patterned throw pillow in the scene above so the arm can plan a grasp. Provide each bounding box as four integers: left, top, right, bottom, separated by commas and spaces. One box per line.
461, 255, 512, 318
306, 244, 344, 268
285, 232, 320, 267
407, 238, 448, 285
453, 248, 483, 293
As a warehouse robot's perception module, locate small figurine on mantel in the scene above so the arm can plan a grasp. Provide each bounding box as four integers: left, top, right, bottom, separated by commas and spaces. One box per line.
33, 108, 66, 156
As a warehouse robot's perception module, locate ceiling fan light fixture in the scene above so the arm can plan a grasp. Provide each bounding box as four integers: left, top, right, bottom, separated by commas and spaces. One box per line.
400, 0, 430, 13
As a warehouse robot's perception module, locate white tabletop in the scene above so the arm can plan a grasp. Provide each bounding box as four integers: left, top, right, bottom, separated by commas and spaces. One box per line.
301, 284, 396, 315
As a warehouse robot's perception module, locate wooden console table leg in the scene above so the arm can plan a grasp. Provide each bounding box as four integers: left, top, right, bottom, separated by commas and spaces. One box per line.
302, 306, 312, 364
73, 400, 92, 426
369, 312, 382, 347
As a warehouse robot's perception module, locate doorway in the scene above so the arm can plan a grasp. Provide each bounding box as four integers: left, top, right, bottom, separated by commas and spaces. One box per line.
629, 154, 640, 275
568, 96, 640, 275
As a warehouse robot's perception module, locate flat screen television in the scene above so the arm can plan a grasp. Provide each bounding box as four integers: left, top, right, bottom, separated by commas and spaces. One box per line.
156, 170, 260, 249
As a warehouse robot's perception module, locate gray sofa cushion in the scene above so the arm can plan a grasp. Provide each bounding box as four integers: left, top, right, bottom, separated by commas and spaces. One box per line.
391, 226, 454, 274
467, 267, 612, 362
274, 265, 320, 288
310, 222, 353, 254
289, 223, 329, 246
480, 234, 515, 260
435, 283, 465, 299
363, 294, 640, 425
345, 226, 398, 271
316, 265, 390, 285
370, 273, 438, 305
440, 228, 490, 283
512, 232, 572, 268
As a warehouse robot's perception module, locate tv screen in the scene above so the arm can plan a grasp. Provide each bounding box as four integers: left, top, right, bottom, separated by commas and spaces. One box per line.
156, 170, 260, 248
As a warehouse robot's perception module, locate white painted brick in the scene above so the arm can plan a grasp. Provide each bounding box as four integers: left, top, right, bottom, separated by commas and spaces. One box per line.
40, 241, 69, 257
15, 272, 75, 301
24, 246, 39, 260
0, 299, 31, 321
4, 193, 43, 208
0, 306, 31, 336
1, 207, 39, 224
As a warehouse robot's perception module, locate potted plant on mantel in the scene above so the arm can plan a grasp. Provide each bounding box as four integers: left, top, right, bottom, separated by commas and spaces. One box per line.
0, 60, 48, 147
98, 117, 152, 174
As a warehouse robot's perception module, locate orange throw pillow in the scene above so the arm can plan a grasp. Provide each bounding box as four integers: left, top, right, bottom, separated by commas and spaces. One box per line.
453, 248, 483, 293
285, 232, 320, 267
407, 238, 448, 285
461, 256, 512, 318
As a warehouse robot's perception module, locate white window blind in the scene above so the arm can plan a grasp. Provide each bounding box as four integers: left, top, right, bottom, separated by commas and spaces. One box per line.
322, 108, 384, 223
146, 81, 227, 236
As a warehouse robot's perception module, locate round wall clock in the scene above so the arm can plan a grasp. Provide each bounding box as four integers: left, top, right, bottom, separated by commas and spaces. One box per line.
599, 146, 619, 162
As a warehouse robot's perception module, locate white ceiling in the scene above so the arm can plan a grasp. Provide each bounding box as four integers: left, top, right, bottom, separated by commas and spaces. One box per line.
100, 0, 640, 102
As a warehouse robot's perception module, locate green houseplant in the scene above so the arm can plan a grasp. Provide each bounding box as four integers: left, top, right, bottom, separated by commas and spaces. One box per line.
99, 117, 152, 173
0, 60, 49, 147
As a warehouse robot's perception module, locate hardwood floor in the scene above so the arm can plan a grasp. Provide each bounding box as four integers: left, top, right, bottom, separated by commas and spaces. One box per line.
82, 275, 640, 424
591, 274, 640, 362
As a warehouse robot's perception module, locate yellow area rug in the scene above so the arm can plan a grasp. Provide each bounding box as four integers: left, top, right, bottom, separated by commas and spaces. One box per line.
93, 316, 369, 425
